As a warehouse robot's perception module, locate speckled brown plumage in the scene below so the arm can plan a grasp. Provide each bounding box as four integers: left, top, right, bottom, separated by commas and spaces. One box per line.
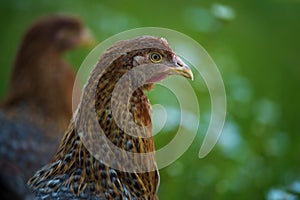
0, 15, 93, 200
28, 36, 193, 200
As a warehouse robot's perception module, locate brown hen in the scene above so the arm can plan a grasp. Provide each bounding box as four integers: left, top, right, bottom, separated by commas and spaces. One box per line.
28, 36, 193, 200
0, 15, 93, 200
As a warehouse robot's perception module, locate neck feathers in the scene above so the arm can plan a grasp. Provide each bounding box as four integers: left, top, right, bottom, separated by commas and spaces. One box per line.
28, 61, 159, 198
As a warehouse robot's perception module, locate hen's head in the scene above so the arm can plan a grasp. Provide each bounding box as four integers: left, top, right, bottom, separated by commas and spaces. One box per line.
92, 36, 193, 93
21, 15, 93, 52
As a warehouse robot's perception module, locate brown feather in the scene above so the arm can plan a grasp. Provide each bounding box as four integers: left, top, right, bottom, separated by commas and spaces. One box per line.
0, 15, 91, 200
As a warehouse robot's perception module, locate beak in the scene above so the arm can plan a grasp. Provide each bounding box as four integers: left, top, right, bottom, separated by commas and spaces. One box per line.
169, 55, 194, 80
78, 28, 96, 47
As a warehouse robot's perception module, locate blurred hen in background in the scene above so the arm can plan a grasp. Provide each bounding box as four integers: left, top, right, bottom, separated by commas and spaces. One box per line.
0, 14, 94, 200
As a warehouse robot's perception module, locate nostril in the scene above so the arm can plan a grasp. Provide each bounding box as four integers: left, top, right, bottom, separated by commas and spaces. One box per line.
177, 62, 183, 67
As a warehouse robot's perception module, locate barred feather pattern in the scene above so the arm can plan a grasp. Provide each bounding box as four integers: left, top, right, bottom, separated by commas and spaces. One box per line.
28, 36, 180, 200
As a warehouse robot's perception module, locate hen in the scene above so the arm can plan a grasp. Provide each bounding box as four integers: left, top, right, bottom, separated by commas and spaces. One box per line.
0, 15, 93, 200
28, 36, 193, 199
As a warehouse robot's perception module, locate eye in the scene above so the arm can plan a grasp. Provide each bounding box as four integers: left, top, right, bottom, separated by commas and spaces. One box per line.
150, 52, 162, 63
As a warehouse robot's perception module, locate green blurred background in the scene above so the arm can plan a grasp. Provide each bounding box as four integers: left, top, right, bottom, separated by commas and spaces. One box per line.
0, 0, 300, 199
